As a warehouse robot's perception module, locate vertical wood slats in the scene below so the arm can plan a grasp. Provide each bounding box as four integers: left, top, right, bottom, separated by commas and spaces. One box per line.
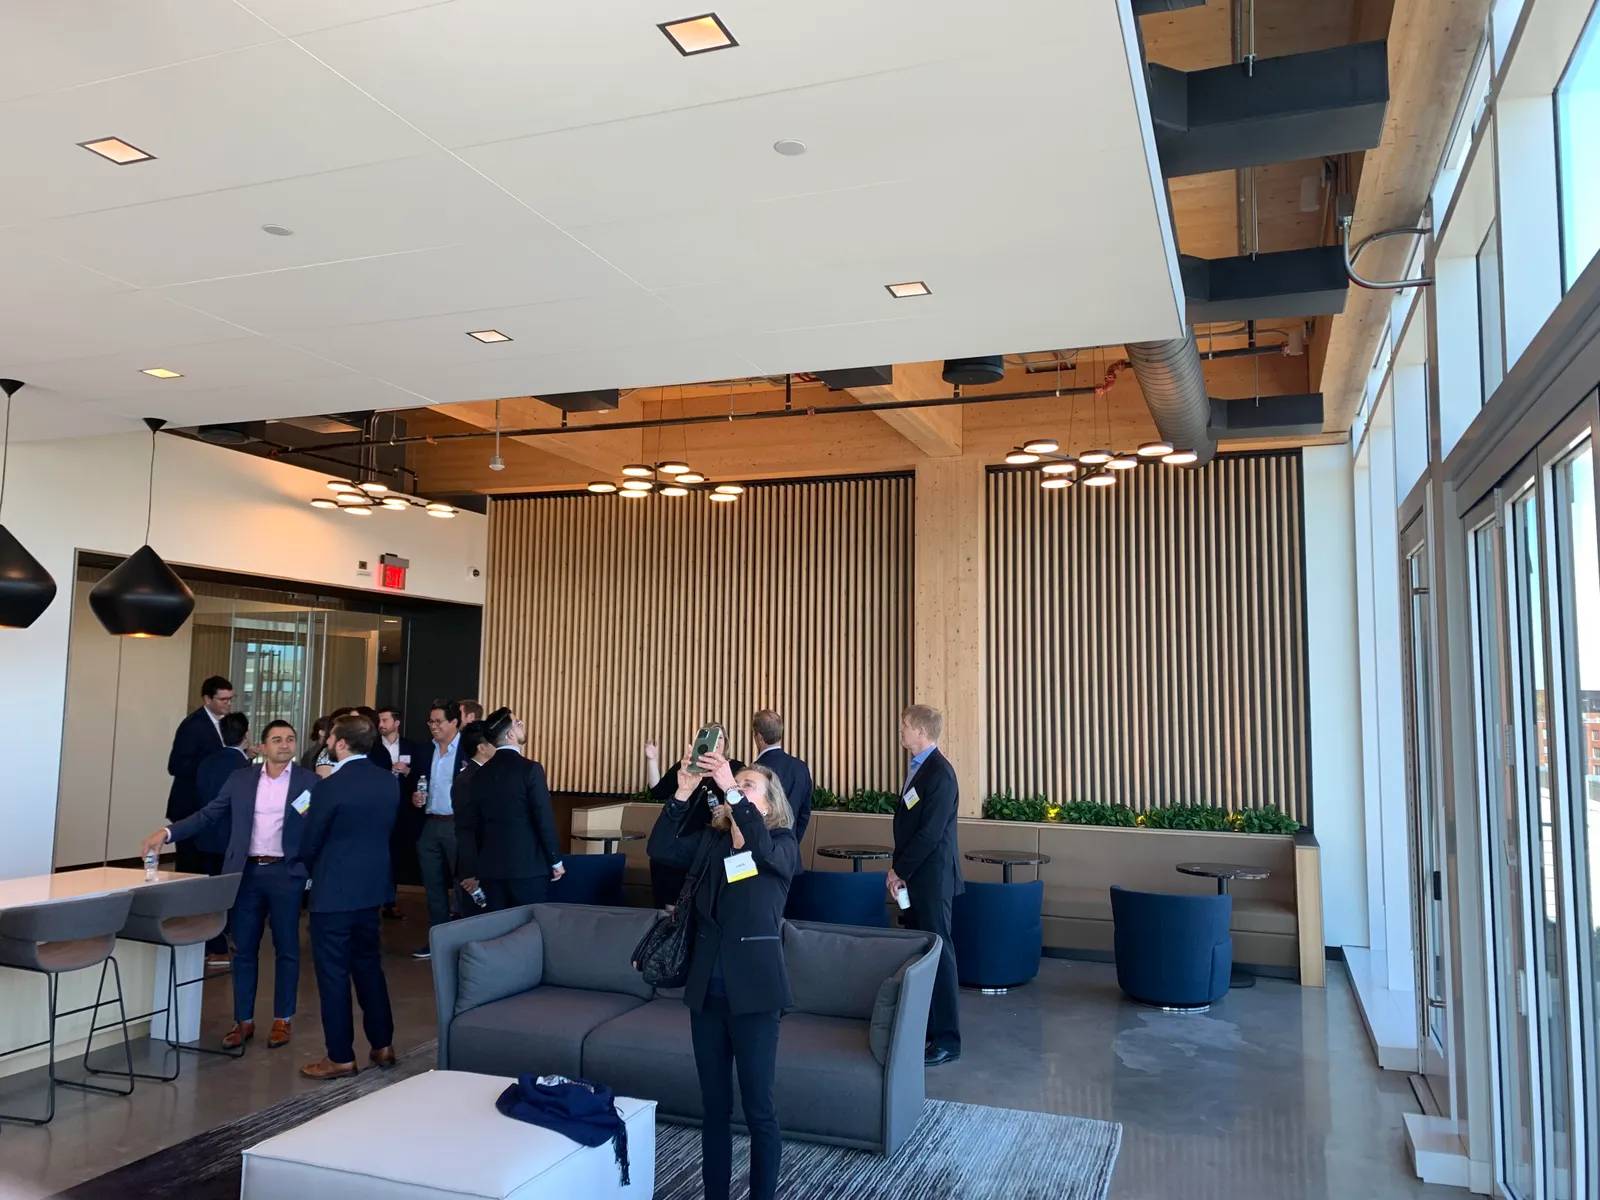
985, 452, 1311, 821
482, 477, 913, 794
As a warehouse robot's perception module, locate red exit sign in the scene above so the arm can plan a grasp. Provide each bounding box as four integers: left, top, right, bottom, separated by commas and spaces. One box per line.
379, 553, 409, 591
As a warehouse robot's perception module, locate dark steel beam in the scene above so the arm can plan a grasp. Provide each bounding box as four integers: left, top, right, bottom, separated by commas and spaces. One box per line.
1181, 246, 1351, 322
1210, 393, 1326, 439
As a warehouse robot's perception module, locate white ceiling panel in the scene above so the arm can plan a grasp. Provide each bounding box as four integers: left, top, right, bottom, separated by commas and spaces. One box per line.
84, 370, 429, 428
0, 290, 249, 369
237, 0, 455, 38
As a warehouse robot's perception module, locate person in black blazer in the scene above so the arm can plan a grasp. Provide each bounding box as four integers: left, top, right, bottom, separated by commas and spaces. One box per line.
296, 714, 398, 1080
749, 709, 813, 848
191, 712, 252, 959
886, 704, 963, 1064
146, 719, 317, 1051
456, 709, 564, 910
450, 721, 496, 892
165, 675, 234, 872
376, 706, 427, 920
648, 725, 743, 906
648, 750, 798, 1200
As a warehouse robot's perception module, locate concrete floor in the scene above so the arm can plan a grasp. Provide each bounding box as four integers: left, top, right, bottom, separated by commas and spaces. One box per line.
0, 894, 1461, 1199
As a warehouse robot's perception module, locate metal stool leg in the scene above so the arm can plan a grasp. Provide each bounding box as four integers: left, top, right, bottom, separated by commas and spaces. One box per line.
62, 957, 134, 1098
84, 947, 244, 1085
0, 974, 62, 1125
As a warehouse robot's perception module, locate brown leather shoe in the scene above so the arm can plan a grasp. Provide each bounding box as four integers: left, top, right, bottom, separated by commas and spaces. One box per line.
267, 1019, 292, 1048
300, 1057, 357, 1080
369, 1046, 397, 1069
221, 1021, 254, 1049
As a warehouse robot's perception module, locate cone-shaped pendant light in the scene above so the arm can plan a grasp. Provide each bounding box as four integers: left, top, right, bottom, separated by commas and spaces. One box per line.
0, 380, 58, 629
88, 417, 194, 638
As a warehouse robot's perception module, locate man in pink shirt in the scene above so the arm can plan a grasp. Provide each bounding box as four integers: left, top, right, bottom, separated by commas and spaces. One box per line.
147, 720, 321, 1051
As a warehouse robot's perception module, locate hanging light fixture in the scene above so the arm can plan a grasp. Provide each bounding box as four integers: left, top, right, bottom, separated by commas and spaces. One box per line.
621, 479, 654, 492
327, 479, 359, 493
713, 484, 744, 496
676, 472, 706, 484
309, 498, 338, 509
1041, 477, 1071, 490
1078, 449, 1112, 465
89, 418, 195, 638
1004, 448, 1041, 465
1022, 437, 1059, 455
1164, 449, 1199, 465
1082, 473, 1116, 488
0, 380, 59, 629
621, 464, 653, 478
587, 481, 618, 494
1137, 440, 1174, 458
1106, 453, 1139, 470
708, 492, 738, 503
658, 460, 689, 475
1041, 461, 1076, 475
660, 485, 689, 497
489, 398, 505, 471
425, 502, 457, 518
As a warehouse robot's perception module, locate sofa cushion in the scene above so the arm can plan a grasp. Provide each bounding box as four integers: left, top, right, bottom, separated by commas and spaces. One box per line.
581, 999, 703, 1120
867, 965, 905, 1066
1042, 885, 1113, 922
455, 919, 543, 1014
772, 1013, 883, 1143
532, 904, 657, 1000
449, 986, 645, 1079
1231, 898, 1297, 936
783, 924, 919, 1020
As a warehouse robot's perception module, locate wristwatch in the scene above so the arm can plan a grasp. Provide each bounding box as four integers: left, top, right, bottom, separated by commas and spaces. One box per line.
723, 787, 745, 805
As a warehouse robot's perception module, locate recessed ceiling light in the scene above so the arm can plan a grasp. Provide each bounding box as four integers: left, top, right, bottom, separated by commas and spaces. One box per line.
713, 484, 744, 495
1164, 449, 1199, 465
261, 223, 294, 237
676, 472, 706, 484
1042, 461, 1076, 475
1041, 477, 1071, 490
588, 481, 618, 494
621, 479, 654, 492
658, 461, 690, 475
885, 281, 931, 299
709, 492, 738, 503
1137, 440, 1174, 458
1023, 438, 1059, 455
621, 464, 653, 478
80, 137, 154, 165
1004, 449, 1040, 465
660, 485, 689, 497
140, 368, 182, 379
659, 12, 737, 55
773, 139, 807, 156
467, 330, 512, 343
1078, 449, 1112, 465
310, 498, 337, 509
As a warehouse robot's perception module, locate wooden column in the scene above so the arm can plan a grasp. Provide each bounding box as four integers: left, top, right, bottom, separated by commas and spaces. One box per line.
913, 458, 987, 816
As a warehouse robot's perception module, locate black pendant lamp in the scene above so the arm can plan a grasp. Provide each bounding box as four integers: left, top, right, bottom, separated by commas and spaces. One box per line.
88, 417, 194, 638
0, 379, 58, 629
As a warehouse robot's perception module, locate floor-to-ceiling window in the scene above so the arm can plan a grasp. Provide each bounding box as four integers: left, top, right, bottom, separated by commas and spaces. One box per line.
1556, 3, 1600, 289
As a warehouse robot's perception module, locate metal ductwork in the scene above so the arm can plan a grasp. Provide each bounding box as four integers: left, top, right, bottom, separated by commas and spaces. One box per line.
1125, 332, 1216, 465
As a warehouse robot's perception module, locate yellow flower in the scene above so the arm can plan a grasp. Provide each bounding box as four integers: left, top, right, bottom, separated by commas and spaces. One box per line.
1135, 814, 1147, 826
1046, 806, 1060, 821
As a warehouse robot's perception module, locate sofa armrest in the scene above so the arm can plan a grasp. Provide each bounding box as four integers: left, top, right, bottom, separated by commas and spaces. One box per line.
882, 930, 939, 1155
428, 905, 541, 1068
1292, 829, 1324, 987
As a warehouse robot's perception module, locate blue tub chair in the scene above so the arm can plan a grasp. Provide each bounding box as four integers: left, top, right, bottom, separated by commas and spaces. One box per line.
784, 870, 891, 927
1109, 886, 1232, 1010
549, 853, 626, 906
952, 879, 1044, 992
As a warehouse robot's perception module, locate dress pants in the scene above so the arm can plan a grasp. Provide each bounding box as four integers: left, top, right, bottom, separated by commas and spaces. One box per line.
689, 995, 783, 1200
902, 890, 961, 1053
482, 876, 550, 911
308, 907, 394, 1064
230, 861, 302, 1023
416, 818, 459, 927
197, 849, 230, 955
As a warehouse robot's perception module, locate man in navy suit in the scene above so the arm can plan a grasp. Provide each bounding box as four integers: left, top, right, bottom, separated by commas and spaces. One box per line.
297, 713, 398, 1080
191, 712, 252, 962
146, 719, 317, 1051
165, 675, 234, 874
749, 709, 813, 847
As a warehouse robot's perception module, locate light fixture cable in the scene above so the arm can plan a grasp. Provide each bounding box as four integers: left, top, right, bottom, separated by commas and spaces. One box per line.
0, 379, 15, 516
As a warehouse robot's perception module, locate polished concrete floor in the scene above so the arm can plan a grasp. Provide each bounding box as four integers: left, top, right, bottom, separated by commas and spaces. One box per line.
0, 893, 1461, 1199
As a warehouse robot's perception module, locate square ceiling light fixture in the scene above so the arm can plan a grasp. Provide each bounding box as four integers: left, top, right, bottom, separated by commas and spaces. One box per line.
79, 137, 155, 164
885, 281, 931, 298
140, 367, 182, 379
467, 329, 512, 343
659, 12, 737, 55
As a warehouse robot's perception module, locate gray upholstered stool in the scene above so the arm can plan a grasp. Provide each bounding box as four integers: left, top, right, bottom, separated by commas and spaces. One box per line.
84, 873, 244, 1083
0, 891, 137, 1126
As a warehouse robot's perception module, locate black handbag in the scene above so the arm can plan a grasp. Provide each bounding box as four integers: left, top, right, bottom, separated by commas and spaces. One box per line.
631, 835, 717, 989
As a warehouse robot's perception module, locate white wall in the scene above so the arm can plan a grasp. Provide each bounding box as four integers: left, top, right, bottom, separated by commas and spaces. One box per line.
1302, 444, 1371, 946
0, 432, 486, 881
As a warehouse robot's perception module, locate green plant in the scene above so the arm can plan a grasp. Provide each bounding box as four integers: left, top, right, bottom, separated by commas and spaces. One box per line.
1236, 805, 1301, 834
812, 786, 840, 811
1140, 805, 1236, 831
982, 790, 1051, 823
1053, 800, 1139, 827
845, 788, 898, 814
632, 788, 658, 803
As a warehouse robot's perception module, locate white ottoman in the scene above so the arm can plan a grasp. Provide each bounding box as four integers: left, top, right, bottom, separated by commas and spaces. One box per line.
241, 1071, 655, 1199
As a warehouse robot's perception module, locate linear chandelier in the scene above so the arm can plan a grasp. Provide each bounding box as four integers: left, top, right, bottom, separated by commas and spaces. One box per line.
309, 477, 457, 518
586, 460, 742, 502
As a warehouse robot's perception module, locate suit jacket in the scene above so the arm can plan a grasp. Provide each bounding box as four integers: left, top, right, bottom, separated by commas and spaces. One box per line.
451, 757, 485, 877
648, 796, 799, 1015
891, 747, 964, 904
298, 757, 399, 913
190, 746, 252, 855
379, 736, 427, 803
456, 749, 561, 882
167, 761, 320, 877
166, 707, 224, 822
753, 747, 813, 846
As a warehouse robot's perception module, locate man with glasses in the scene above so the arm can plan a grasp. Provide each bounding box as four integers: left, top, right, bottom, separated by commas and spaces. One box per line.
165, 676, 234, 875
411, 700, 463, 960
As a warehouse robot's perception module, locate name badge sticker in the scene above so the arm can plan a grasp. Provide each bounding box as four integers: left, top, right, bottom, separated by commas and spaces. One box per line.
724, 851, 758, 883
291, 790, 312, 816
904, 787, 920, 809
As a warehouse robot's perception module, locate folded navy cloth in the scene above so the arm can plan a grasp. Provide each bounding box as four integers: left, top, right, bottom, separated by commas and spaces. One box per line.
495, 1074, 630, 1185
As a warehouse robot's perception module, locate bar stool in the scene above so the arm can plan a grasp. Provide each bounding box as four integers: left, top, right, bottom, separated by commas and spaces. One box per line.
83, 873, 244, 1083
0, 891, 137, 1126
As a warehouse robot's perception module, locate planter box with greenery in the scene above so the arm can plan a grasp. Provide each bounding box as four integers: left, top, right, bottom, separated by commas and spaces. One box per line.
979, 792, 1301, 835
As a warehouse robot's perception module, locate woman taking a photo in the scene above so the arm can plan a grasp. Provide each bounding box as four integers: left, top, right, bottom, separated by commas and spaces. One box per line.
647, 748, 798, 1200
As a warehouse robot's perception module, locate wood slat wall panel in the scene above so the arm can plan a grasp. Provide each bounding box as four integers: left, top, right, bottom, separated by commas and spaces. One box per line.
483, 477, 914, 794
986, 452, 1310, 821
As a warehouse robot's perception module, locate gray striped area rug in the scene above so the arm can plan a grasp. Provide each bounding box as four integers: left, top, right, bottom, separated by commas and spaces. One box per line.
654, 1101, 1121, 1199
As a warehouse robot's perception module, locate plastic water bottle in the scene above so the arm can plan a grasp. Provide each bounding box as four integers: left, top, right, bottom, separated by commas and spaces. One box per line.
415, 775, 430, 808
895, 885, 910, 911
143, 849, 159, 882
469, 885, 487, 908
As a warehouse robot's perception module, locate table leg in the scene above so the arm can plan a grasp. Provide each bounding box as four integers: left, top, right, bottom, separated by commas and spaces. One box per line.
1216, 878, 1229, 895
852, 859, 863, 873
1216, 877, 1256, 987
1002, 863, 1015, 884
603, 839, 617, 855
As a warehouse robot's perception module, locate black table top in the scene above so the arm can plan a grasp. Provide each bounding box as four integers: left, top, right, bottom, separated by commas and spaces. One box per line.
1176, 861, 1271, 880
573, 830, 642, 842
817, 846, 894, 860
964, 851, 1053, 866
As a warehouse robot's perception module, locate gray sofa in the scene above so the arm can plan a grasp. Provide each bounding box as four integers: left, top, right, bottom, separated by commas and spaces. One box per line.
429, 903, 940, 1155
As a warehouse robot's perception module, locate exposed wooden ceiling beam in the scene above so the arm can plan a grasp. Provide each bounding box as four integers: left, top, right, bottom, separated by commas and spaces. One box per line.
845, 361, 962, 457
429, 397, 645, 477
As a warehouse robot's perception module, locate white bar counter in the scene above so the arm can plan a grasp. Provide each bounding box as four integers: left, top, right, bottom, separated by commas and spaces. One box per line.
0, 867, 208, 1078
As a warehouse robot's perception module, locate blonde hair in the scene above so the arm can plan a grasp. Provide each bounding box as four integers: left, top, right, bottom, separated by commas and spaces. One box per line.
901, 704, 943, 741
741, 765, 794, 831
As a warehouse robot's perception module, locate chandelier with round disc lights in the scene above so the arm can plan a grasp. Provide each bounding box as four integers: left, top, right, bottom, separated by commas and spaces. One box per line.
309, 478, 457, 518
586, 461, 739, 501
1004, 436, 1199, 489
